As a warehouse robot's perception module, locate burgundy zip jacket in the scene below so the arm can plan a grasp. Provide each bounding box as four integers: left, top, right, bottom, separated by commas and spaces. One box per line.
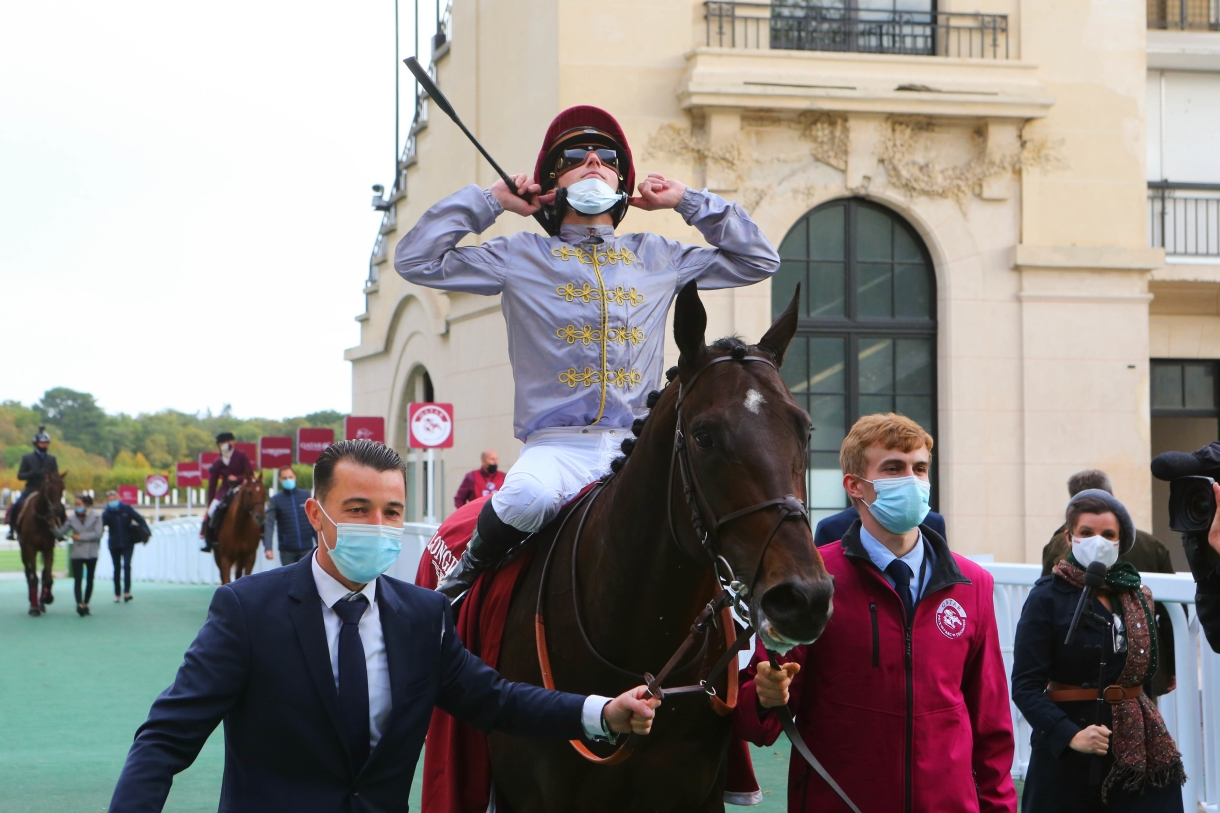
734, 522, 1016, 813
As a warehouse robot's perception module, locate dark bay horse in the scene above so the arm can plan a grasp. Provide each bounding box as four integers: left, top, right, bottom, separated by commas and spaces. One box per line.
491, 283, 834, 811
17, 470, 68, 616
214, 475, 266, 585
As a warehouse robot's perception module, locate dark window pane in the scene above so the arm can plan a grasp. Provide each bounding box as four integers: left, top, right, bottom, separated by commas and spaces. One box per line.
778, 218, 807, 260
855, 206, 893, 261
895, 395, 934, 432
809, 394, 847, 451
895, 339, 933, 394
894, 264, 931, 319
808, 337, 846, 393
1184, 364, 1215, 409
810, 262, 846, 318
774, 260, 805, 319
857, 262, 893, 317
1151, 364, 1184, 409
893, 222, 923, 262
781, 336, 810, 395
858, 338, 893, 394
808, 205, 845, 261
859, 395, 894, 417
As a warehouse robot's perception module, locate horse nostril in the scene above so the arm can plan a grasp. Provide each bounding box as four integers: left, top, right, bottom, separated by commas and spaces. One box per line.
760, 578, 834, 643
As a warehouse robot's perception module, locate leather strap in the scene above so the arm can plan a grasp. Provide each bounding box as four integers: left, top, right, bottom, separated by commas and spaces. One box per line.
1047, 681, 1144, 705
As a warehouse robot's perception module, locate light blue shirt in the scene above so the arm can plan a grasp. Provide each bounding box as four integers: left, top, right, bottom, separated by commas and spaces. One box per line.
858, 525, 936, 608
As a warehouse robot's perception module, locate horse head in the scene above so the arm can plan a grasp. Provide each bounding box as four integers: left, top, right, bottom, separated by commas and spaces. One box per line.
241, 475, 267, 528
665, 281, 833, 652
43, 470, 67, 505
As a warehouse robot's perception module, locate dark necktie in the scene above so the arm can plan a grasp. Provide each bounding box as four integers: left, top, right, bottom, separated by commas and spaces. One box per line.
885, 560, 916, 622
333, 595, 370, 767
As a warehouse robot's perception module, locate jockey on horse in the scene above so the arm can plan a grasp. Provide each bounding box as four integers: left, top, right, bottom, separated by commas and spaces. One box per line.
5, 427, 58, 540
199, 431, 254, 552
396, 106, 780, 601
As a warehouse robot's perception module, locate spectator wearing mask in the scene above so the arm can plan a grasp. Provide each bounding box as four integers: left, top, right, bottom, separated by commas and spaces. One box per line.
1012, 489, 1185, 812
453, 450, 505, 508
67, 493, 103, 617
264, 466, 316, 566
735, 413, 1016, 813
102, 490, 151, 603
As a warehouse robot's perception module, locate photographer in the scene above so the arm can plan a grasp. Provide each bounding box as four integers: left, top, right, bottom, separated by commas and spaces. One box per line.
1151, 441, 1220, 653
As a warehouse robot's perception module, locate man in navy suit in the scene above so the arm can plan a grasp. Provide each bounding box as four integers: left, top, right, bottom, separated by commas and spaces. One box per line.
110, 440, 659, 813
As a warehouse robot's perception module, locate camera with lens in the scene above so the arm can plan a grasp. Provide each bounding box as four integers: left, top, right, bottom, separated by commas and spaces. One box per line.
1151, 442, 1220, 534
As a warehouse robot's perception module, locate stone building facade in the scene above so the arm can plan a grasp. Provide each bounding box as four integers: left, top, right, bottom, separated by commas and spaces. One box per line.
348, 0, 1220, 566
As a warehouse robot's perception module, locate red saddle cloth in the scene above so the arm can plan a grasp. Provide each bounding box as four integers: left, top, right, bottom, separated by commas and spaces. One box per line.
414, 495, 761, 812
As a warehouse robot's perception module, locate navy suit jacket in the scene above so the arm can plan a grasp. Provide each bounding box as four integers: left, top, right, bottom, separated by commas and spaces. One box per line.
813, 506, 947, 547
109, 557, 587, 812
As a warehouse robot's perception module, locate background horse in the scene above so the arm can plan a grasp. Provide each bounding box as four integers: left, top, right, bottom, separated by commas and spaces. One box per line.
17, 469, 67, 616
214, 475, 266, 584
491, 284, 835, 811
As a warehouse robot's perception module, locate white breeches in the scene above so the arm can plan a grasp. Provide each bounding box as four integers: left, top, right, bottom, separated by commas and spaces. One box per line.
206, 499, 221, 518
490, 426, 625, 533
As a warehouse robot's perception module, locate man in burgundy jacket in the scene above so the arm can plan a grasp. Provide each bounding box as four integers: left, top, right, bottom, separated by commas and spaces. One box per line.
735, 413, 1015, 813
453, 450, 506, 509
199, 431, 254, 551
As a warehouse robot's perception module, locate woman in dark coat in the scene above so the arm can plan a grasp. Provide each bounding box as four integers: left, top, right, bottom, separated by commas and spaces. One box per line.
1012, 489, 1185, 812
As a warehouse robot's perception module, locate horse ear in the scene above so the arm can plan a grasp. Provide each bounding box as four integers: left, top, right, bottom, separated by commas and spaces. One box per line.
673, 281, 706, 366
60, 470, 69, 480
758, 283, 800, 366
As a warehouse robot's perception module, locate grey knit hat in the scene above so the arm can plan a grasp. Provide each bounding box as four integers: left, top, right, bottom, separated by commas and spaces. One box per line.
1065, 488, 1135, 554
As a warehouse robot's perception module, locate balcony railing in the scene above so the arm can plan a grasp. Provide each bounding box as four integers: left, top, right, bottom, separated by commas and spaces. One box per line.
1148, 0, 1220, 30
1149, 182, 1220, 257
704, 1, 1009, 59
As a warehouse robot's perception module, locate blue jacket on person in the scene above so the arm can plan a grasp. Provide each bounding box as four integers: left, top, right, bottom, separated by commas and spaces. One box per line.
108, 556, 589, 813
263, 487, 316, 552
813, 505, 947, 547
102, 503, 151, 550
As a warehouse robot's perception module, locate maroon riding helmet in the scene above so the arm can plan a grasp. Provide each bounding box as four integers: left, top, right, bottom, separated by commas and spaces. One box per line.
533, 105, 635, 235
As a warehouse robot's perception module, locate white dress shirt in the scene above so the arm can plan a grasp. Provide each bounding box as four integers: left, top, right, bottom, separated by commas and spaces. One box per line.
310, 552, 614, 749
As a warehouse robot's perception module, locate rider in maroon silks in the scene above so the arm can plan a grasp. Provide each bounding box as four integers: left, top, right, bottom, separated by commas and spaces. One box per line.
199, 431, 253, 552
735, 414, 1016, 813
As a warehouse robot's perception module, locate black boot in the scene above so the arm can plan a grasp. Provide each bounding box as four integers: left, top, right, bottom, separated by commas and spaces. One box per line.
436, 502, 529, 603
199, 517, 214, 552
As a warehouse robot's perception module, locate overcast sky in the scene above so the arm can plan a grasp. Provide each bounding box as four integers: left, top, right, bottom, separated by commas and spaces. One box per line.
1, 2, 429, 420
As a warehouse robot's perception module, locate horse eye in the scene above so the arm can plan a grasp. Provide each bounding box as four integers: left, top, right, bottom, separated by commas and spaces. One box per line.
693, 430, 713, 449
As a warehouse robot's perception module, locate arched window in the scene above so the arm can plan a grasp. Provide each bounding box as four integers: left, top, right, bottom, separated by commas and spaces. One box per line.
773, 199, 938, 524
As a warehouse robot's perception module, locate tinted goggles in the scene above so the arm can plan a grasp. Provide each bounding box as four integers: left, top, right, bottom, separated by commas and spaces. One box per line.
553, 146, 620, 175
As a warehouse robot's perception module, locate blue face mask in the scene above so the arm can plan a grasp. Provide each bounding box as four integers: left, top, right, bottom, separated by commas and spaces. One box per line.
282, 479, 296, 491
860, 475, 931, 534
565, 177, 626, 215
107, 500, 121, 510
317, 504, 402, 584
75, 506, 86, 515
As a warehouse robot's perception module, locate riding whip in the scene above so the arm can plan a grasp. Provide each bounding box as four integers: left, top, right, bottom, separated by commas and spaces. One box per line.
403, 57, 549, 230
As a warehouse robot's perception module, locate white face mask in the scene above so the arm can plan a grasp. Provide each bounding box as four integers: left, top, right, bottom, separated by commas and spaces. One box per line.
1072, 534, 1120, 569
220, 443, 233, 454
565, 177, 626, 215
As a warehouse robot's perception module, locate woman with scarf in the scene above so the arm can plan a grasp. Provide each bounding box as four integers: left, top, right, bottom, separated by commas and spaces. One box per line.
1013, 489, 1185, 812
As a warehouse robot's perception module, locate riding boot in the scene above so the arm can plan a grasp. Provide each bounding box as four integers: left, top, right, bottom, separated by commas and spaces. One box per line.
199, 515, 214, 553
436, 501, 529, 603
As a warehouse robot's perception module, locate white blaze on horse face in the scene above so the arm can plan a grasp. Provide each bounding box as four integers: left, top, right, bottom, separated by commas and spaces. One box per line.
744, 389, 766, 415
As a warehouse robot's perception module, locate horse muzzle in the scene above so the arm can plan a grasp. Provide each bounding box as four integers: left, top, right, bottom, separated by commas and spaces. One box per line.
753, 576, 834, 654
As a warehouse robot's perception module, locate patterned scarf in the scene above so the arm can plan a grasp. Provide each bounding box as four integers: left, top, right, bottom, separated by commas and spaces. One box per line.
1053, 556, 1186, 800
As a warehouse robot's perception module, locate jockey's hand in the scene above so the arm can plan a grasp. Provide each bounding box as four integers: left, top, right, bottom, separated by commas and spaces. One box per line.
602, 686, 662, 736
629, 174, 687, 211
228, 475, 239, 482
1070, 724, 1111, 756
490, 174, 542, 217
755, 661, 800, 709
265, 550, 274, 560
1208, 483, 1220, 557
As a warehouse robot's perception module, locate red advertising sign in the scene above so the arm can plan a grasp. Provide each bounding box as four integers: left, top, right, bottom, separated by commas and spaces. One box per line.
117, 485, 140, 505
345, 416, 385, 444
200, 452, 220, 473
235, 442, 257, 464
408, 402, 454, 448
297, 427, 335, 464
176, 462, 203, 488
259, 436, 293, 469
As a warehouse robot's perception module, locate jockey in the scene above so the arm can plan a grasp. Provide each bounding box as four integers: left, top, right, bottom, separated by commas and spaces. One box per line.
5, 427, 58, 540
199, 431, 254, 552
396, 106, 780, 600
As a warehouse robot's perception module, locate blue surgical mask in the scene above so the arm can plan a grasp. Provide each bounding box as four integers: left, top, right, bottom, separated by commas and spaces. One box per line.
107, 500, 121, 509
317, 504, 402, 584
75, 506, 86, 515
282, 479, 296, 491
565, 177, 626, 215
860, 475, 931, 534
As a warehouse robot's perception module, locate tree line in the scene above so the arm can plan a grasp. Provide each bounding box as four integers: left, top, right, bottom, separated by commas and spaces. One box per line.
0, 388, 345, 496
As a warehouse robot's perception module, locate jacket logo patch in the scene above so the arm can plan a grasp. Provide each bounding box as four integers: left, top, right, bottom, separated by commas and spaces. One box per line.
935, 598, 968, 639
